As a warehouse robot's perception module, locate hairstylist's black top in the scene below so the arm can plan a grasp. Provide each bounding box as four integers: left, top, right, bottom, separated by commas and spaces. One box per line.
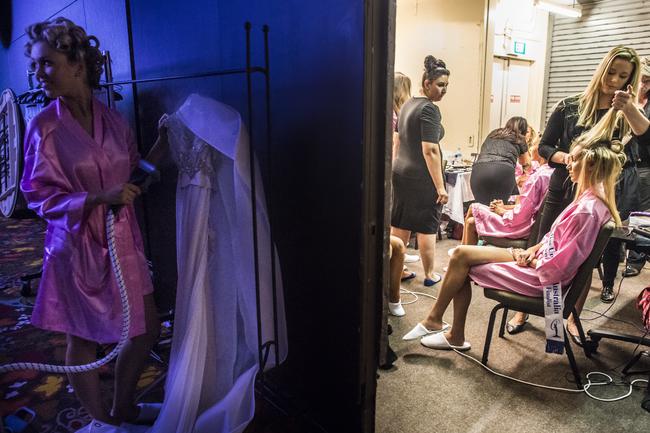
393, 97, 444, 179
634, 102, 650, 167
474, 135, 527, 167
539, 95, 650, 192
538, 96, 607, 193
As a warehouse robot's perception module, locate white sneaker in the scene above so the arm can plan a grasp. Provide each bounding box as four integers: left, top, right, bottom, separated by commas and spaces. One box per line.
404, 253, 420, 263
388, 301, 405, 317
76, 420, 129, 433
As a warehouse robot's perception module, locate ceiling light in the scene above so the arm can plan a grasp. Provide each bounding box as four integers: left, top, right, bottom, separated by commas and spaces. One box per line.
535, 0, 582, 18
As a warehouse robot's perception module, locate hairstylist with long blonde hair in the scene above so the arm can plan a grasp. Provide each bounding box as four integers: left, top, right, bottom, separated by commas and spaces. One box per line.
538, 46, 647, 236
511, 46, 650, 336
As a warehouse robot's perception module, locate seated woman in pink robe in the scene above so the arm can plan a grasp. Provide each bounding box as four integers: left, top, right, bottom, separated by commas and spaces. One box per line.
20, 18, 165, 432
402, 143, 623, 351
461, 163, 553, 246
515, 126, 541, 188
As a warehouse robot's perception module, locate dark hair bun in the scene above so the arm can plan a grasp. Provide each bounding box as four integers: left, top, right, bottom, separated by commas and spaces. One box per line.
424, 55, 446, 72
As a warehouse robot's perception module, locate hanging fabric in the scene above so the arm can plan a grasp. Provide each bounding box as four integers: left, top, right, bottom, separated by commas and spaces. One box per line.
153, 93, 287, 433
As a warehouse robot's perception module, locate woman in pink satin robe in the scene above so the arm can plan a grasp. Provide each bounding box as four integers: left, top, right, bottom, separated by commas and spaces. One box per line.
457, 163, 552, 247
470, 164, 554, 240
20, 18, 161, 432
402, 143, 623, 351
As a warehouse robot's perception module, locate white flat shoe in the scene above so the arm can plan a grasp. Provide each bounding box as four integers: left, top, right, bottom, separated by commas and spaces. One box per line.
421, 332, 471, 351
402, 322, 450, 340
388, 301, 405, 317
404, 253, 420, 263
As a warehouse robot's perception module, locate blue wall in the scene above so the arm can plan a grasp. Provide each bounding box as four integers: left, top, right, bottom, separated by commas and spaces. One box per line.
0, 1, 368, 431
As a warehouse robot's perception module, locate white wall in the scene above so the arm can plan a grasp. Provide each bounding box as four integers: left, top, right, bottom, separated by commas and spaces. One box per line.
395, 0, 486, 159
483, 0, 550, 137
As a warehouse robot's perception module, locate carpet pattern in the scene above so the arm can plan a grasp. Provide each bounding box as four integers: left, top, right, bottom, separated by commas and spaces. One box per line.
0, 216, 46, 292
1, 216, 167, 433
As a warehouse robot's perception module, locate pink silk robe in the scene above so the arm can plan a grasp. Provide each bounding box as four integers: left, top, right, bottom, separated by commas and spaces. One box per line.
472, 164, 553, 239
20, 98, 153, 343
469, 189, 611, 297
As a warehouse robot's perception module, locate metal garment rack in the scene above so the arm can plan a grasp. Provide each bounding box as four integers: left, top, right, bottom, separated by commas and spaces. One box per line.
101, 21, 281, 380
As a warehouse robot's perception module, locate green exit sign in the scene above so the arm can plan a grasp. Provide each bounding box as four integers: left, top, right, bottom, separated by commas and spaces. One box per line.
513, 41, 526, 55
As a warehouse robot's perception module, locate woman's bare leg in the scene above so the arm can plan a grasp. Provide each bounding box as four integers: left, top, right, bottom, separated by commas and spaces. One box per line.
461, 207, 474, 245
417, 233, 437, 280
391, 227, 410, 247
567, 273, 593, 336
389, 236, 406, 303
420, 245, 514, 344
111, 294, 160, 423
392, 227, 413, 278
66, 336, 117, 425
444, 278, 473, 345
464, 217, 479, 246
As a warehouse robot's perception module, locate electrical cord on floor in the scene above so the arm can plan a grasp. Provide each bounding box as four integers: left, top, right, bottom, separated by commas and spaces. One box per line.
400, 254, 650, 401
399, 287, 437, 305
604, 328, 650, 374
578, 276, 624, 322
447, 345, 648, 402
0, 210, 131, 374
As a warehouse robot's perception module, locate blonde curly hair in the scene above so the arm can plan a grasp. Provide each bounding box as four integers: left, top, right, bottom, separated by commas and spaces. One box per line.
25, 17, 104, 89
571, 123, 626, 227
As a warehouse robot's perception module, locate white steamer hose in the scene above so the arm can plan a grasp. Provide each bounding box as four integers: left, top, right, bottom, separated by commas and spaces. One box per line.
0, 209, 131, 373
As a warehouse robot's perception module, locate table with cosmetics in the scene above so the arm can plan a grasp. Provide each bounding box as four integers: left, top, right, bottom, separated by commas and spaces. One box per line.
443, 166, 473, 224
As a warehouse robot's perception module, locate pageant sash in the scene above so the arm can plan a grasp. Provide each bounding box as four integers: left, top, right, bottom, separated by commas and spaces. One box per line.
542, 232, 565, 354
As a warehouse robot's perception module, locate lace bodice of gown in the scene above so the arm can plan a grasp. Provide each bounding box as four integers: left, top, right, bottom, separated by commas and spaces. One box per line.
168, 114, 217, 182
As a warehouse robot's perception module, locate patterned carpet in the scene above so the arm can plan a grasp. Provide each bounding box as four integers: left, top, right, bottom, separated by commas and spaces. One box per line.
0, 215, 167, 433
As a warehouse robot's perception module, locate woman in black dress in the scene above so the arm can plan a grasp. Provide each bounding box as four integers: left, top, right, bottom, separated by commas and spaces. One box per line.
391, 55, 449, 287
470, 116, 531, 205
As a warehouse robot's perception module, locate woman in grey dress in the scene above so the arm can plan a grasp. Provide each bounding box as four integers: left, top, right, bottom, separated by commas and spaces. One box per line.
391, 55, 449, 287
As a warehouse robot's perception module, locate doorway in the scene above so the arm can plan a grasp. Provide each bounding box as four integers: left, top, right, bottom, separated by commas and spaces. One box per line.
490, 57, 534, 132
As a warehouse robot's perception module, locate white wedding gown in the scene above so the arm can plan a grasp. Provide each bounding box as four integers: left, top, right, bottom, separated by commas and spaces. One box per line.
149, 94, 287, 433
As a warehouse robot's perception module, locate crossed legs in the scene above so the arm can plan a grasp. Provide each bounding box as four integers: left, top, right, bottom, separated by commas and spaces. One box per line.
418, 245, 513, 346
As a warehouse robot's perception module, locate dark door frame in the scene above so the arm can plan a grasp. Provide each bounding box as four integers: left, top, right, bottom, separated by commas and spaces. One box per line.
359, 1, 395, 432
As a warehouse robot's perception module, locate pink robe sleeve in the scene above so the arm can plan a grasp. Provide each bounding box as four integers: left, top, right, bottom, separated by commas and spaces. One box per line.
502, 171, 545, 227
20, 126, 87, 233
535, 212, 600, 287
